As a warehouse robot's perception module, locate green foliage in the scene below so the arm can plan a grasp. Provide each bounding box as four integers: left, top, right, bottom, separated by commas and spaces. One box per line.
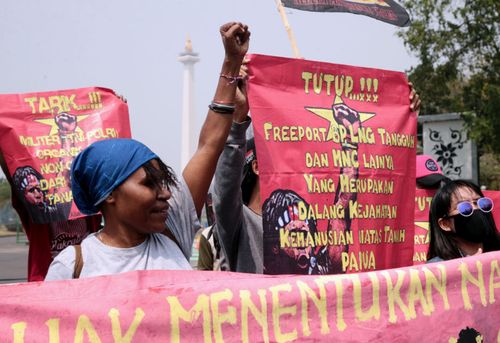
400, 0, 499, 72
0, 178, 11, 206
461, 56, 500, 154
398, 0, 500, 155
480, 153, 500, 190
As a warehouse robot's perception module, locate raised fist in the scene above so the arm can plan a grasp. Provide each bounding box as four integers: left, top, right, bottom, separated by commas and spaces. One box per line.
220, 22, 250, 60
55, 112, 77, 134
333, 103, 361, 147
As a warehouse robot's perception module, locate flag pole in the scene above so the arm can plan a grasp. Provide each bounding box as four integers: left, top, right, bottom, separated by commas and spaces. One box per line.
274, 0, 302, 58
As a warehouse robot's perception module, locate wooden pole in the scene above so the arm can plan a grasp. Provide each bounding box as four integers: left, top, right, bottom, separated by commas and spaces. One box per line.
274, 0, 302, 58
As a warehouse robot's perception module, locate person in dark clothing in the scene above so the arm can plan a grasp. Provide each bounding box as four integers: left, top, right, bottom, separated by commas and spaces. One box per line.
427, 179, 500, 262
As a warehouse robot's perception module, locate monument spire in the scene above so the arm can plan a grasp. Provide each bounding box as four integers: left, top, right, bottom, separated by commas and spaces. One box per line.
178, 34, 200, 169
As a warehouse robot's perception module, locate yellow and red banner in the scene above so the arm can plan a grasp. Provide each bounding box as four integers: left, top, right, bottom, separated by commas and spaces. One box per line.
413, 188, 436, 265
1, 252, 499, 342
247, 54, 416, 274
0, 87, 131, 225
0, 87, 131, 279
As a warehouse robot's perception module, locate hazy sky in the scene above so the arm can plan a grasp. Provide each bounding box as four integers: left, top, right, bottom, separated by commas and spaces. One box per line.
0, 0, 416, 175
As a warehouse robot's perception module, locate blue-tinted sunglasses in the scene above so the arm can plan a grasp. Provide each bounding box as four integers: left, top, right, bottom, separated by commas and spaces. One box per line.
444, 197, 494, 218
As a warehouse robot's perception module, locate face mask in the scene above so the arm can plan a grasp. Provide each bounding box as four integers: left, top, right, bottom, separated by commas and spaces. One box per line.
453, 211, 493, 243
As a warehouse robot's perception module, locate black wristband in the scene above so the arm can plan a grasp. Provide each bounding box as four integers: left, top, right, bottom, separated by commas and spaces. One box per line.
209, 102, 235, 114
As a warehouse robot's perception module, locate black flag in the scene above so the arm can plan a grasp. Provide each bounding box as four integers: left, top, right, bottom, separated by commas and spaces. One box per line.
281, 0, 410, 27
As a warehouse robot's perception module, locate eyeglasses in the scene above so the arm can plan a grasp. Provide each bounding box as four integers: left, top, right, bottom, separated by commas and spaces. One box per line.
444, 197, 494, 218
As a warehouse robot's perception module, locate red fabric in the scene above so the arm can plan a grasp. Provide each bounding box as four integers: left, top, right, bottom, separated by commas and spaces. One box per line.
413, 188, 436, 265
0, 87, 130, 280
483, 190, 500, 226
247, 54, 416, 274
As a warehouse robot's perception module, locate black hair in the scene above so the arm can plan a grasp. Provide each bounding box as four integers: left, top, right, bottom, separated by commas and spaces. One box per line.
241, 138, 257, 205
12, 166, 43, 191
262, 189, 317, 274
457, 327, 482, 343
428, 179, 500, 260
12, 166, 47, 204
96, 158, 177, 214
416, 175, 451, 190
142, 158, 178, 191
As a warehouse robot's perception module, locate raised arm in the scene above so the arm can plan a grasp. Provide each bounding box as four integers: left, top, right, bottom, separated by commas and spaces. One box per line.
213, 72, 250, 268
183, 22, 250, 217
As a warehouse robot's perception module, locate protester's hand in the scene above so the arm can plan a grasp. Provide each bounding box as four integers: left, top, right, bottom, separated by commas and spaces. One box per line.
220, 22, 250, 60
55, 112, 77, 133
239, 58, 249, 78
333, 103, 360, 146
233, 59, 250, 122
472, 247, 483, 256
409, 82, 421, 115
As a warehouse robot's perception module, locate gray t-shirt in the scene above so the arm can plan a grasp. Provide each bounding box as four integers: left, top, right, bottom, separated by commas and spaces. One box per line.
45, 178, 200, 280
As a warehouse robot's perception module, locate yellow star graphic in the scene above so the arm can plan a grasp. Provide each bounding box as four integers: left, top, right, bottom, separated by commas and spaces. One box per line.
305, 94, 376, 141
414, 221, 430, 231
34, 115, 89, 136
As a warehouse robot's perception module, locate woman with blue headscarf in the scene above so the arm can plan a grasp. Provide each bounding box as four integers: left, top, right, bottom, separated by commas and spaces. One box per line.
45, 22, 250, 280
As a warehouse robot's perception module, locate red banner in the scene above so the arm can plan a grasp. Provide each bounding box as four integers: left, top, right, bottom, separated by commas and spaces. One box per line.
484, 191, 500, 226
281, 0, 410, 27
0, 87, 131, 279
413, 189, 500, 265
0, 87, 131, 224
413, 188, 436, 265
1, 252, 499, 342
247, 54, 416, 275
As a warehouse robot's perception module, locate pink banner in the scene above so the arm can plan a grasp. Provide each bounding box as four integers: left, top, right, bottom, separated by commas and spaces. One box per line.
1, 252, 499, 342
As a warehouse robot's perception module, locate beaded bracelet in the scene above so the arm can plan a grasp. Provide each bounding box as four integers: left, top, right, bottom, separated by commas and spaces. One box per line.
209, 101, 235, 114
220, 73, 245, 84
212, 99, 235, 105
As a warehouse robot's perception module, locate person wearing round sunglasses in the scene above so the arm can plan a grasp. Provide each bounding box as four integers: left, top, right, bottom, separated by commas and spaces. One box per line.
427, 179, 500, 262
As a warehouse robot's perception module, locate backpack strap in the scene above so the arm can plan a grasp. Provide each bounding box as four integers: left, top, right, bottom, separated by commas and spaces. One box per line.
73, 245, 83, 279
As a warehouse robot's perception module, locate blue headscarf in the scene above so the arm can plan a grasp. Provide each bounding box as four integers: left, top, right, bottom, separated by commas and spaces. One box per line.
71, 138, 157, 215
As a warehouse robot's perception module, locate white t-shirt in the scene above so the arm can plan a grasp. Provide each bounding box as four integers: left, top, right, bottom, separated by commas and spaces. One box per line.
45, 179, 200, 280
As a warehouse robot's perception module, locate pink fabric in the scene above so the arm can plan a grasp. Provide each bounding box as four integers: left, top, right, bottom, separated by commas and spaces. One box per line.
1, 252, 499, 342
416, 154, 443, 179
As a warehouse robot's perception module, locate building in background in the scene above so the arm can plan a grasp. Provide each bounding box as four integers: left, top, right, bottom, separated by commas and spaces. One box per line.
419, 113, 478, 183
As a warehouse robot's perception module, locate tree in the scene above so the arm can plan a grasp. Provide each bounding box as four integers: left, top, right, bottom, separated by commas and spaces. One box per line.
0, 178, 11, 207
397, 0, 500, 156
